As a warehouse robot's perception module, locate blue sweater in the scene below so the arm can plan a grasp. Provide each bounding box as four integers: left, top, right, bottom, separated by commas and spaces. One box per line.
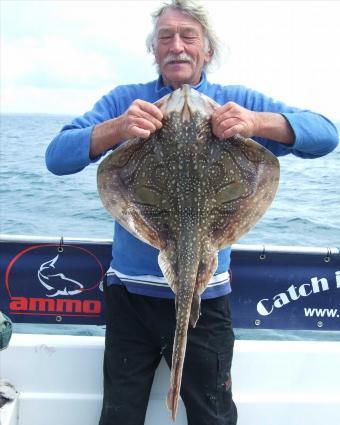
45, 73, 338, 299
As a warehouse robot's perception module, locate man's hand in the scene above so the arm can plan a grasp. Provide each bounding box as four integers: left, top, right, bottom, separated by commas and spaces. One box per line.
212, 102, 258, 140
90, 100, 163, 158
212, 101, 294, 145
116, 99, 163, 140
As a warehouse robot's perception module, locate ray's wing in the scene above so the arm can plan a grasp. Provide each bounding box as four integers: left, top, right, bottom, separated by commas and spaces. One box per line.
97, 89, 190, 252
207, 134, 280, 249
98, 136, 166, 250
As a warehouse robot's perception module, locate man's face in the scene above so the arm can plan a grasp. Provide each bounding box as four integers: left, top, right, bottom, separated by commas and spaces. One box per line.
154, 8, 212, 89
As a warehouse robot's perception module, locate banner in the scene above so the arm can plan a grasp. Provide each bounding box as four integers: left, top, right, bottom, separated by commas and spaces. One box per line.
1, 238, 111, 325
0, 237, 339, 330
229, 247, 340, 331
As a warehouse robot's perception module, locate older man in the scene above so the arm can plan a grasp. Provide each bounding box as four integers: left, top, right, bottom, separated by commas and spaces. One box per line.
46, 1, 338, 424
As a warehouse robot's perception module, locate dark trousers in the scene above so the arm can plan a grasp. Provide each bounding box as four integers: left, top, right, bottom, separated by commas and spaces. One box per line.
99, 285, 237, 425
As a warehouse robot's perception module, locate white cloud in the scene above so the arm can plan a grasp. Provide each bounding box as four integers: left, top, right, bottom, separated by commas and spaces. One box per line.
2, 36, 116, 88
49, 0, 159, 55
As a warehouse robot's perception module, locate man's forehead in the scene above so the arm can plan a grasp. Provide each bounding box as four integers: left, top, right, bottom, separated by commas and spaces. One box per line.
157, 24, 201, 33
156, 8, 203, 32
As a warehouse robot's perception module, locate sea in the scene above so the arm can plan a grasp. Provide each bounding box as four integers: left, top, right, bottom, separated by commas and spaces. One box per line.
0, 113, 339, 339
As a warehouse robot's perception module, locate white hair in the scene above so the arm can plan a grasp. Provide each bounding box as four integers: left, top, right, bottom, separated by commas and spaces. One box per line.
146, 0, 222, 72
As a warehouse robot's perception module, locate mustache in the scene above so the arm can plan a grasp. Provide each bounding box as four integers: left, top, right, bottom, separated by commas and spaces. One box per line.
163, 53, 193, 65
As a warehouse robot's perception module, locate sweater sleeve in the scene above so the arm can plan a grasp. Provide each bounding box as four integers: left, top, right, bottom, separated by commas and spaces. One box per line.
45, 91, 118, 176
231, 87, 339, 159
281, 112, 339, 158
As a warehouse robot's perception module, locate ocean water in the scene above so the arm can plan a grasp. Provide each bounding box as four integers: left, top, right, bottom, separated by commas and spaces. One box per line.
1, 113, 339, 247
1, 113, 339, 340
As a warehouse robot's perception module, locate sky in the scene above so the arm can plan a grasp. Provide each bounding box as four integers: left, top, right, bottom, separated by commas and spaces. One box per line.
1, 0, 340, 120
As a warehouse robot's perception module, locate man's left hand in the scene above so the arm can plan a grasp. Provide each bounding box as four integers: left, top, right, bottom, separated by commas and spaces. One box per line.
211, 102, 258, 140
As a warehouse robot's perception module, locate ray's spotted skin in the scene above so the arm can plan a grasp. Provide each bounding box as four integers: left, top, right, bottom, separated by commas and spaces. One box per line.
97, 85, 280, 420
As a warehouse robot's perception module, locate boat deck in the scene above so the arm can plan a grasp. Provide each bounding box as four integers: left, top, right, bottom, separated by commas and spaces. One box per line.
1, 333, 340, 425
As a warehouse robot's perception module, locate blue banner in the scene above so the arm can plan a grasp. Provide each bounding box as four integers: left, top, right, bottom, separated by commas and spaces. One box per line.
0, 237, 339, 330
229, 247, 340, 331
0, 238, 111, 325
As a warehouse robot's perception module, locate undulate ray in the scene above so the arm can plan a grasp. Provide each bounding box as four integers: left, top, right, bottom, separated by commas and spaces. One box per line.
97, 85, 280, 420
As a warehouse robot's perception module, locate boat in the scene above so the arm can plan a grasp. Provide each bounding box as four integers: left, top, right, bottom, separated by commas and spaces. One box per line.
1, 234, 340, 425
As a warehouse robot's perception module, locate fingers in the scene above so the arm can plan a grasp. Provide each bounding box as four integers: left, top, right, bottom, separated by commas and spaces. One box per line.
129, 99, 163, 130
129, 125, 152, 138
220, 124, 245, 139
212, 102, 235, 124
129, 116, 159, 134
135, 99, 163, 122
122, 99, 163, 139
212, 121, 241, 139
212, 102, 256, 139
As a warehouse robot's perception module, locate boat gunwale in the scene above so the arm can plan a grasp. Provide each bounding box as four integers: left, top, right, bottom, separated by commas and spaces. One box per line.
1, 233, 339, 256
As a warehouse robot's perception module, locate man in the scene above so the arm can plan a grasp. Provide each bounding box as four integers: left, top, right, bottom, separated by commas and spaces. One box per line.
45, 1, 338, 424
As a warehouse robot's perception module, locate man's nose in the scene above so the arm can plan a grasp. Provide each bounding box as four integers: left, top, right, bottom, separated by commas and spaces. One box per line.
169, 33, 185, 53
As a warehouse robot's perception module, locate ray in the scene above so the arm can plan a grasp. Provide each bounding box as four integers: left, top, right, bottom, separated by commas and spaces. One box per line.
97, 85, 280, 420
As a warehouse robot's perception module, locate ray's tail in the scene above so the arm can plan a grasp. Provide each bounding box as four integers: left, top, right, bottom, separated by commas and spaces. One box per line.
166, 284, 192, 420
166, 225, 201, 421
166, 287, 193, 421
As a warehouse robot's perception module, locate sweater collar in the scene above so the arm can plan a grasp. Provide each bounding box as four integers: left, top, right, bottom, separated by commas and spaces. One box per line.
155, 71, 208, 96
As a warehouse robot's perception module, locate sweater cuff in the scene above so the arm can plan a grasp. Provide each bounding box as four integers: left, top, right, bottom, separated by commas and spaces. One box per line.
88, 125, 103, 164
281, 112, 337, 156
66, 124, 96, 168
281, 112, 301, 149
70, 125, 102, 166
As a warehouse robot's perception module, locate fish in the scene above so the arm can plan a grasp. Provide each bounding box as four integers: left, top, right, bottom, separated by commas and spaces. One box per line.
37, 255, 84, 297
97, 85, 280, 420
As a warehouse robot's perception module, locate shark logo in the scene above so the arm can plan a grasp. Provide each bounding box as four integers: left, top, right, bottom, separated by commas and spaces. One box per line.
37, 255, 84, 297
5, 243, 107, 323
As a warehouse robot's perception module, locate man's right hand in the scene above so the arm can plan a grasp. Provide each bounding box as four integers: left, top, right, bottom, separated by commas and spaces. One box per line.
90, 100, 163, 159
116, 99, 163, 140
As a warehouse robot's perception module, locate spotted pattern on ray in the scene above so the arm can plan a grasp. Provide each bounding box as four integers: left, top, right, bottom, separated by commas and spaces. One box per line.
97, 85, 280, 421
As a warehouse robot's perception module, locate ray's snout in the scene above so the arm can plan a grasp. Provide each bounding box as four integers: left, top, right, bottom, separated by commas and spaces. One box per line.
161, 84, 217, 121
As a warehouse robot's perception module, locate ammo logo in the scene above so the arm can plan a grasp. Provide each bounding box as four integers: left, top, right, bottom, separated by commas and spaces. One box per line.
5, 244, 104, 318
